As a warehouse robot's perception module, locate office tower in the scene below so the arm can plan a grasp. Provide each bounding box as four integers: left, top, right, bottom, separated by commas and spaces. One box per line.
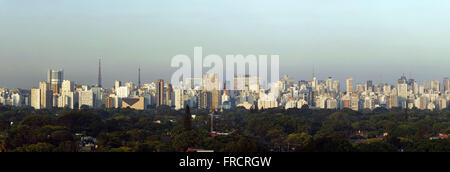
312, 77, 317, 90
346, 77, 353, 93
397, 83, 408, 103
431, 80, 440, 92
366, 80, 373, 92
166, 83, 173, 106
91, 87, 103, 107
174, 88, 184, 110
98, 58, 102, 88
58, 91, 78, 109
423, 81, 432, 91
326, 98, 338, 109
39, 82, 52, 109
47, 69, 63, 94
350, 93, 359, 111
116, 86, 130, 98
79, 90, 94, 109
326, 77, 333, 92
31, 88, 41, 109
199, 91, 212, 109
156, 79, 165, 107
211, 89, 219, 110
444, 77, 450, 93
105, 97, 114, 109
124, 82, 135, 91
61, 80, 74, 93
333, 80, 340, 93
356, 84, 363, 93
114, 80, 122, 91
398, 75, 407, 84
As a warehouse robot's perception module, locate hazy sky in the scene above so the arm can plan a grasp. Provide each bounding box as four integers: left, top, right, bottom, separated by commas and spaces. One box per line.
1, 0, 450, 88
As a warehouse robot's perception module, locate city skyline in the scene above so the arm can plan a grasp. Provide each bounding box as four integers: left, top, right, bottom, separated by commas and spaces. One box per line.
1, 0, 450, 88
1, 63, 450, 89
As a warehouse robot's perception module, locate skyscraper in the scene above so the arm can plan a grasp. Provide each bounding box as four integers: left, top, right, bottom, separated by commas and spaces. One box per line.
39, 81, 52, 109
346, 77, 353, 93
61, 80, 74, 93
366, 80, 373, 92
166, 83, 173, 107
79, 90, 94, 109
114, 80, 122, 91
156, 79, 164, 107
47, 69, 63, 94
31, 88, 41, 109
333, 80, 340, 93
444, 77, 450, 93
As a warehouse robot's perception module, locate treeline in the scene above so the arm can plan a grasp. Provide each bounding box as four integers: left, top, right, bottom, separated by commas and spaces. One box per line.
0, 105, 448, 152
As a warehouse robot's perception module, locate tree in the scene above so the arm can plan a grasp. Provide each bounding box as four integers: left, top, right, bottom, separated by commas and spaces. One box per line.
15, 142, 55, 152
183, 105, 192, 131
286, 132, 312, 152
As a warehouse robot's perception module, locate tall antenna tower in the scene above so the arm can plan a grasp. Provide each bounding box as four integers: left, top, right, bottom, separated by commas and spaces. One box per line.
98, 57, 102, 88
138, 66, 141, 88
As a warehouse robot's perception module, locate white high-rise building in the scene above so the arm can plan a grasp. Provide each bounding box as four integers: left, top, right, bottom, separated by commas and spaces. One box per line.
61, 80, 74, 93
116, 86, 130, 98
115, 80, 122, 91
31, 88, 41, 109
58, 91, 78, 109
174, 88, 184, 110
11, 93, 21, 107
79, 90, 94, 108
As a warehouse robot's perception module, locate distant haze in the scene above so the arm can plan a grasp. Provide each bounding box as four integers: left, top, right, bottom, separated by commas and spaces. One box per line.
1, 0, 450, 89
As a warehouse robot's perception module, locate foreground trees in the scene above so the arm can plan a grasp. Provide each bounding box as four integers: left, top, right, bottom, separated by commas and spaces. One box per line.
0, 105, 448, 152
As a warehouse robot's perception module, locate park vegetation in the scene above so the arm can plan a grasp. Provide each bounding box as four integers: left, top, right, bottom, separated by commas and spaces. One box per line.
0, 105, 448, 152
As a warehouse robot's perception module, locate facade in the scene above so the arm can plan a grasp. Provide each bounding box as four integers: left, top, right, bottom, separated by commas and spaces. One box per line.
346, 77, 353, 93
31, 88, 41, 109
47, 69, 63, 94
156, 79, 164, 107
39, 82, 52, 109
79, 90, 94, 108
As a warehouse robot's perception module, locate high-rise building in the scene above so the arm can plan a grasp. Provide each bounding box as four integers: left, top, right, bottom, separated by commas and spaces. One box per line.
79, 90, 94, 109
333, 80, 340, 93
346, 77, 353, 93
156, 79, 164, 107
431, 80, 440, 92
31, 88, 41, 109
114, 80, 122, 91
47, 69, 63, 94
61, 80, 74, 93
326, 77, 333, 92
116, 86, 130, 98
444, 77, 450, 93
174, 88, 184, 110
166, 83, 173, 107
199, 91, 212, 109
39, 82, 52, 109
58, 91, 78, 109
366, 80, 373, 92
